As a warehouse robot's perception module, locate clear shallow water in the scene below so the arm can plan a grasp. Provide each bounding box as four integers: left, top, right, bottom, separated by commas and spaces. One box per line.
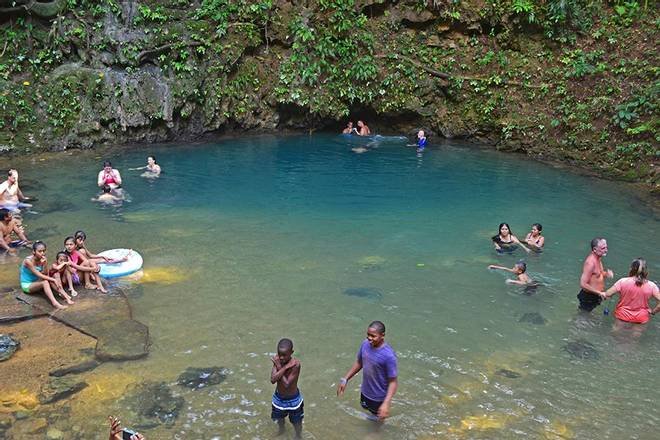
1, 134, 659, 439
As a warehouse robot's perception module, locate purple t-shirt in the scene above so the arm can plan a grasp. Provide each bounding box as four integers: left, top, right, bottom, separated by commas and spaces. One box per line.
357, 340, 398, 401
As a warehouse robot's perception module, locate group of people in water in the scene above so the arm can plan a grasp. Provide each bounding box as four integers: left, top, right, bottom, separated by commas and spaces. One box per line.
93, 157, 161, 204
486, 222, 660, 332
1, 157, 160, 309
2, 147, 658, 438
342, 121, 428, 154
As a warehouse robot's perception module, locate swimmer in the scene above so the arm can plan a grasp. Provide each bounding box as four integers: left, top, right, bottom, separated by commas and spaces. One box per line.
492, 223, 530, 253
356, 120, 371, 136
20, 241, 72, 309
342, 121, 357, 135
97, 160, 122, 189
92, 185, 122, 204
488, 261, 533, 285
64, 236, 105, 293
351, 146, 369, 154
0, 208, 30, 254
408, 130, 427, 152
130, 155, 161, 176
524, 223, 545, 250
0, 169, 33, 211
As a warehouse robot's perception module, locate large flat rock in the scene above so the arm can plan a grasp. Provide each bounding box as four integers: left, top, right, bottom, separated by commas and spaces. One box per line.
16, 287, 149, 361
0, 290, 48, 323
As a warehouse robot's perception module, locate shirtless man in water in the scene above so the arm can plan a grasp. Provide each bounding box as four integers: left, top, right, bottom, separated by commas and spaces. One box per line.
270, 338, 303, 438
578, 237, 614, 312
0, 169, 32, 210
0, 208, 30, 254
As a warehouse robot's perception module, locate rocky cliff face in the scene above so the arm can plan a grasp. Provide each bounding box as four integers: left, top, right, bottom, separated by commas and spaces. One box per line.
0, 1, 657, 188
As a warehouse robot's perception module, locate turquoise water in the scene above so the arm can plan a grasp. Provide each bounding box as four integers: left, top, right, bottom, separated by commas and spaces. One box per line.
1, 134, 659, 439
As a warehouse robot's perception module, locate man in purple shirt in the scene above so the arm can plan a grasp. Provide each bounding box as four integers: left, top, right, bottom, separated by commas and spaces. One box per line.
336, 321, 398, 421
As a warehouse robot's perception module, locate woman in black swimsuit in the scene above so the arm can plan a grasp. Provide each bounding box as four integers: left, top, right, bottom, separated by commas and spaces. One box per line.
492, 223, 530, 253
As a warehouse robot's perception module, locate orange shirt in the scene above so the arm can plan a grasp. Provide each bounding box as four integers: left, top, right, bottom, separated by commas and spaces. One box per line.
613, 277, 659, 324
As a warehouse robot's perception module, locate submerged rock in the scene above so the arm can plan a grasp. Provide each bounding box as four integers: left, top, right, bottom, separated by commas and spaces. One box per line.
495, 368, 522, 379
49, 360, 100, 377
562, 340, 600, 360
177, 367, 229, 389
342, 287, 383, 300
36, 200, 78, 214
0, 334, 20, 361
357, 255, 386, 271
39, 377, 88, 404
122, 382, 184, 428
518, 312, 547, 325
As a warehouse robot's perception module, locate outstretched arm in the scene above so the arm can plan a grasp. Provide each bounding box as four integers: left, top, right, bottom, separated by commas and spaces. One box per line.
511, 235, 531, 253
488, 265, 514, 272
337, 360, 362, 396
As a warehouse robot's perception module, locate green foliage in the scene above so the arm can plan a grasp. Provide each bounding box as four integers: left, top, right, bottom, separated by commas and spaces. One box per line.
134, 5, 169, 25
612, 1, 641, 26
511, 0, 536, 23
560, 49, 605, 78
276, 0, 378, 117
612, 87, 657, 129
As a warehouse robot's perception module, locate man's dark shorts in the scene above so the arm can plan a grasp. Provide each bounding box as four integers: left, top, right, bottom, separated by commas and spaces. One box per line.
577, 289, 602, 312
360, 393, 383, 415
271, 391, 304, 424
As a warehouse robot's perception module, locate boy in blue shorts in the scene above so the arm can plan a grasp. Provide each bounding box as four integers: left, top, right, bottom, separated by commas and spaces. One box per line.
337, 321, 398, 421
270, 338, 303, 438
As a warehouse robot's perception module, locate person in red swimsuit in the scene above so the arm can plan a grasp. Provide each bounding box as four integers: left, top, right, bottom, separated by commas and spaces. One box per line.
97, 161, 122, 189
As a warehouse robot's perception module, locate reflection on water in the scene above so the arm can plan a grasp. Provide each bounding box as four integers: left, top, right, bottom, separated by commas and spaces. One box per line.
0, 134, 658, 439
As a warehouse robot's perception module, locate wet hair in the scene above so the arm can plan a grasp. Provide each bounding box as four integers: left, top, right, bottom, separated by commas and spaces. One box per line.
628, 258, 648, 286
74, 230, 86, 241
277, 338, 293, 353
55, 251, 69, 261
590, 237, 605, 250
32, 240, 46, 251
148, 155, 157, 163
0, 208, 9, 220
531, 223, 542, 232
368, 320, 386, 334
102, 185, 112, 194
498, 223, 511, 235
103, 161, 112, 168
515, 261, 527, 273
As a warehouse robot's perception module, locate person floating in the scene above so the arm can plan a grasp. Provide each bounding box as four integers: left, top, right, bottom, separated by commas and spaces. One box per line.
599, 258, 660, 333
356, 120, 371, 136
92, 185, 122, 204
97, 160, 122, 189
578, 237, 613, 312
130, 155, 161, 177
524, 223, 545, 251
492, 223, 530, 254
20, 241, 73, 309
337, 320, 398, 421
0, 208, 30, 254
488, 261, 533, 285
0, 169, 33, 211
270, 338, 303, 439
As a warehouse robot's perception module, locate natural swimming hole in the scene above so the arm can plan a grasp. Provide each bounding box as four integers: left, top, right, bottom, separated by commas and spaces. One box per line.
0, 134, 658, 439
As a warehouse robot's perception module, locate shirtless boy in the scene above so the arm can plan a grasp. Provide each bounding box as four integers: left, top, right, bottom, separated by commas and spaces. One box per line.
578, 237, 614, 312
488, 261, 533, 285
270, 338, 303, 438
356, 120, 371, 136
0, 208, 29, 253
